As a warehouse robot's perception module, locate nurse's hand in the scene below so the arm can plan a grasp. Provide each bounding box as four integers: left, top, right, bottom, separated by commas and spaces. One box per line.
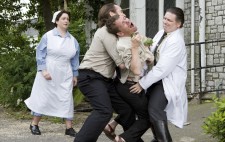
42, 70, 52, 80
73, 77, 77, 87
130, 82, 143, 94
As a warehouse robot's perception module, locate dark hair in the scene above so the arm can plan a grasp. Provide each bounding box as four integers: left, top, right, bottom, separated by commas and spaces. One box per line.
166, 7, 184, 28
98, 3, 117, 28
106, 15, 120, 36
54, 10, 71, 27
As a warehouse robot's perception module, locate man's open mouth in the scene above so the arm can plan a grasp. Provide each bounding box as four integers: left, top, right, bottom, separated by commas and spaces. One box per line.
129, 22, 134, 28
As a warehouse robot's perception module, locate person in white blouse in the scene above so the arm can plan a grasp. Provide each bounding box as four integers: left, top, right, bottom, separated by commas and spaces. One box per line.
25, 10, 79, 137
130, 7, 188, 142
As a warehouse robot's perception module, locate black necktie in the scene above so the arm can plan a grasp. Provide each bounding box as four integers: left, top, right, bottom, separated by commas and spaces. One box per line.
115, 66, 121, 79
154, 32, 167, 65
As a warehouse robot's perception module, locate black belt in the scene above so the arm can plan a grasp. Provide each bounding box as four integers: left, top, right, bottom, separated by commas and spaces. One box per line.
125, 80, 137, 85
79, 69, 112, 82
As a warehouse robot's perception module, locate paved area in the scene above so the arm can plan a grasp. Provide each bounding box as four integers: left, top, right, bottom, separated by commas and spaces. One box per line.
0, 102, 216, 142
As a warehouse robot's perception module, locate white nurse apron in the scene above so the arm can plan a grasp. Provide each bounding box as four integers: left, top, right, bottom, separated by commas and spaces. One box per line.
25, 30, 76, 118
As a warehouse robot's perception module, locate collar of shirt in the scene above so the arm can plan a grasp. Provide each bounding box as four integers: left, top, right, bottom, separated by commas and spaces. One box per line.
52, 27, 71, 38
164, 29, 181, 37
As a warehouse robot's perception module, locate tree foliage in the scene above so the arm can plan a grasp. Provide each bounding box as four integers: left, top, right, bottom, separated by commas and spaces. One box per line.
0, 0, 36, 109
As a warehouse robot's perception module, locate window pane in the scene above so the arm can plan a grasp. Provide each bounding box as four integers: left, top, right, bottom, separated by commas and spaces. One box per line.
146, 0, 158, 38
164, 0, 176, 13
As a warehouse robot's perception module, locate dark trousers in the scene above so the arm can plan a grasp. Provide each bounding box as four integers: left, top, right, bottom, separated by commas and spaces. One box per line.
114, 79, 150, 142
74, 69, 133, 142
146, 80, 173, 142
109, 84, 136, 131
146, 80, 168, 122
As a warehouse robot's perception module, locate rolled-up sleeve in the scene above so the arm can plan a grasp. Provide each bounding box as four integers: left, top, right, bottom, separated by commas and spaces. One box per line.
117, 46, 132, 69
70, 38, 80, 77
36, 34, 47, 71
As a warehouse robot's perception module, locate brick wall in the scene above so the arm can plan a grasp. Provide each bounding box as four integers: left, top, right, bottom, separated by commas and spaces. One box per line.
184, 0, 225, 96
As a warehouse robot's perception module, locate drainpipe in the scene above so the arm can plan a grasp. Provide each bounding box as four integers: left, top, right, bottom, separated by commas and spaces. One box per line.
199, 0, 206, 90
176, 0, 185, 34
191, 0, 195, 93
158, 0, 164, 31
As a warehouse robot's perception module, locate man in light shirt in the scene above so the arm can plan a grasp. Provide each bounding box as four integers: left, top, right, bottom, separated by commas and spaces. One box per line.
105, 15, 154, 142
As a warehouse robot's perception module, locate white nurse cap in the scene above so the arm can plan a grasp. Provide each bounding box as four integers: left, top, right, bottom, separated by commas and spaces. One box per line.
52, 11, 61, 23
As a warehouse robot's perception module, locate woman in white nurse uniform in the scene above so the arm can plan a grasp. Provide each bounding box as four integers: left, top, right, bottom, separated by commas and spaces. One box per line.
25, 10, 80, 137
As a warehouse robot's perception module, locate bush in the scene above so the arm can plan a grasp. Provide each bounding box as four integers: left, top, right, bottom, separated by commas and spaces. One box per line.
202, 97, 225, 142
0, 36, 36, 110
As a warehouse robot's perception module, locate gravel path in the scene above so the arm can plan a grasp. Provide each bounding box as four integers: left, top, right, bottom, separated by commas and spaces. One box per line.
0, 102, 217, 142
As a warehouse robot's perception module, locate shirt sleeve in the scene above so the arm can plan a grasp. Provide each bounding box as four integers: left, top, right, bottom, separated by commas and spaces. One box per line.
36, 34, 47, 71
70, 38, 80, 77
101, 30, 123, 66
117, 44, 132, 69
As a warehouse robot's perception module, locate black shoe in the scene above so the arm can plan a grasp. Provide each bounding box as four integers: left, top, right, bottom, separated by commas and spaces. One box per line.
30, 125, 41, 135
152, 120, 172, 142
65, 128, 77, 137
150, 124, 158, 142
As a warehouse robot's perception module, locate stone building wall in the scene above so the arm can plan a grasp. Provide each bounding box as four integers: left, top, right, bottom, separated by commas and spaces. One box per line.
184, 0, 225, 96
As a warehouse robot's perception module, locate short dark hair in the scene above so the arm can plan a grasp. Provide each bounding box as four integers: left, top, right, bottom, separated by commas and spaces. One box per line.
106, 15, 120, 36
98, 3, 117, 28
54, 10, 71, 27
166, 7, 184, 28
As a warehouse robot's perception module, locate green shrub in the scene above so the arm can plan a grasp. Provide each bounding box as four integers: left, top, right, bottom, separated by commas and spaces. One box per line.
202, 97, 225, 142
73, 87, 85, 107
0, 35, 36, 110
